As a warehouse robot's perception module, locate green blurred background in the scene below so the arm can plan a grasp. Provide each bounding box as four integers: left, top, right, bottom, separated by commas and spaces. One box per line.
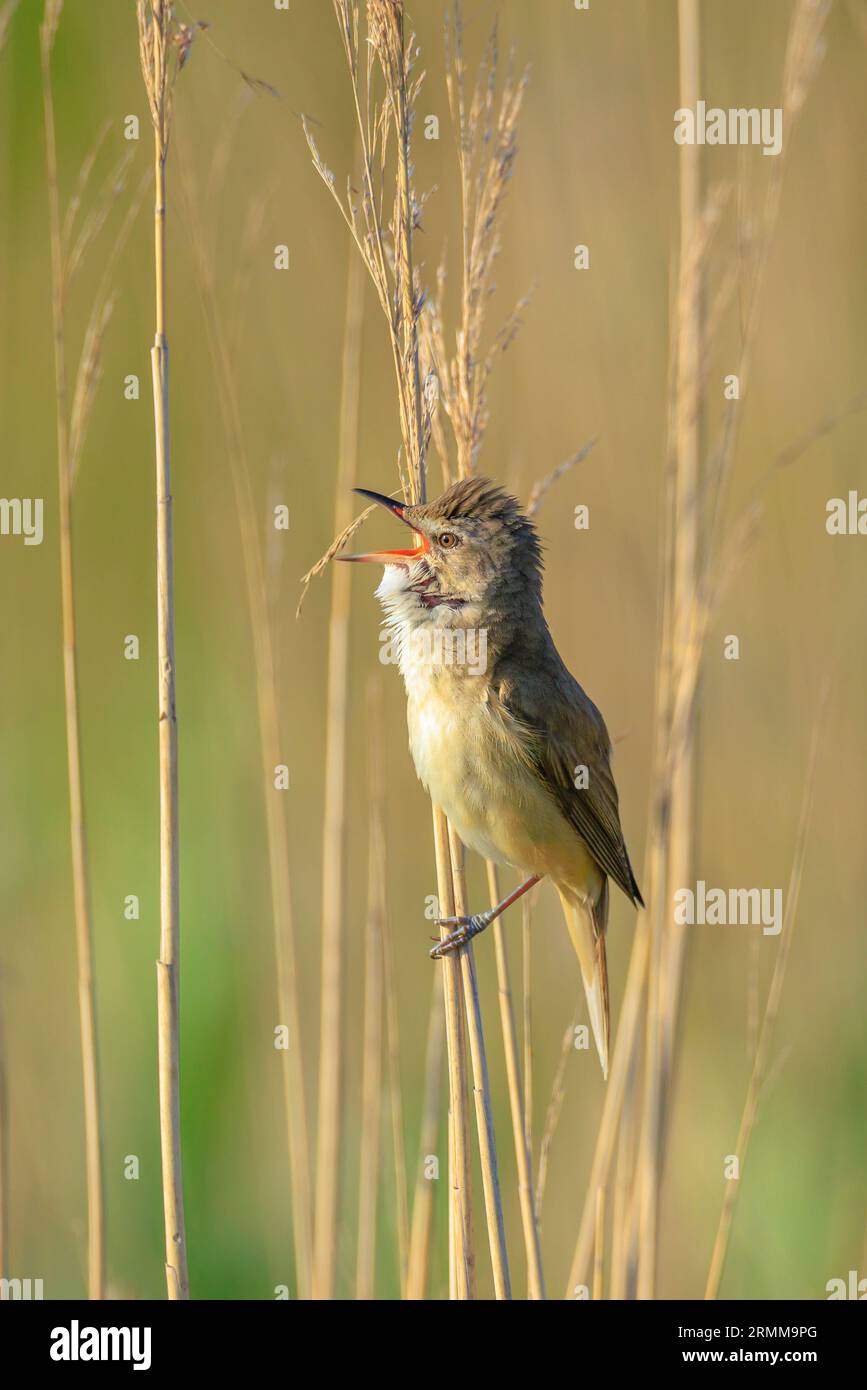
0, 0, 864, 1299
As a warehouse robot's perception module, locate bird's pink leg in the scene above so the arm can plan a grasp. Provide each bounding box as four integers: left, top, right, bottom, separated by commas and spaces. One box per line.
430, 874, 542, 959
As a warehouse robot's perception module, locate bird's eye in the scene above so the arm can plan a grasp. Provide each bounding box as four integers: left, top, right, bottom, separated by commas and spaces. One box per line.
437, 531, 458, 549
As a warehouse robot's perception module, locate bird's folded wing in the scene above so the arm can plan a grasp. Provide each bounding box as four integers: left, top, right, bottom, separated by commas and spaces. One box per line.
494, 669, 643, 906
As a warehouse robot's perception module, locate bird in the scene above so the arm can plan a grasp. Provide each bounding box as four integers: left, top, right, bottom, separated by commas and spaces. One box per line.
339, 475, 643, 1077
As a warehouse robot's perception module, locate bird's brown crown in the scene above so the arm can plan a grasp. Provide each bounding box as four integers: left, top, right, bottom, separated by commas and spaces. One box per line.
407, 477, 543, 584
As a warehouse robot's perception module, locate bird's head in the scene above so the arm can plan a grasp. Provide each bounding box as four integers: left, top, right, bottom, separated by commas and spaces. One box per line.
339, 476, 543, 629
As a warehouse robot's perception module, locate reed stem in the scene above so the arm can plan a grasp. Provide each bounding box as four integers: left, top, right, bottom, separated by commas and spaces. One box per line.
487, 862, 544, 1297
313, 243, 366, 1300
450, 833, 510, 1299
356, 678, 387, 1299
138, 0, 189, 1299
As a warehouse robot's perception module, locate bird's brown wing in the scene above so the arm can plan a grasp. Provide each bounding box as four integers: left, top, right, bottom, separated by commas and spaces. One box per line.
495, 661, 643, 906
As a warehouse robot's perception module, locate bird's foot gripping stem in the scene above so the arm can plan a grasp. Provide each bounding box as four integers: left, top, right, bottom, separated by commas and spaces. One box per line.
429, 874, 542, 961
430, 912, 491, 959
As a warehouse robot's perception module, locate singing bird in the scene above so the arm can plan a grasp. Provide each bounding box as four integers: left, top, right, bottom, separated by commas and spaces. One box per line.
340, 476, 643, 1077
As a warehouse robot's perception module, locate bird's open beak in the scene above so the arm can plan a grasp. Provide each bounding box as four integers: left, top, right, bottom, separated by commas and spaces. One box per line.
337, 487, 430, 565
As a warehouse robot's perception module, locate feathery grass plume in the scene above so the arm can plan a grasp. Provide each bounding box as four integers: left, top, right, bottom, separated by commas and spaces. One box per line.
304, 0, 432, 505
176, 121, 314, 1298
41, 0, 141, 1299
136, 0, 201, 1301
421, 5, 528, 481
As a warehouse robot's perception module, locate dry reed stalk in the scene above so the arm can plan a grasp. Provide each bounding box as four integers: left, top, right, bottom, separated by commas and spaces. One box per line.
356, 679, 387, 1299
565, 915, 652, 1296
405, 976, 445, 1299
487, 861, 544, 1297
705, 683, 827, 1298
634, 0, 702, 1301
380, 863, 410, 1295
521, 898, 533, 1157
0, 993, 7, 1295
176, 139, 314, 1298
555, 0, 831, 1305
631, 0, 832, 1299
563, 305, 693, 1290
449, 832, 511, 1298
593, 1184, 606, 1300
137, 0, 200, 1299
431, 807, 474, 1298
0, 1, 20, 49
535, 1003, 578, 1217
525, 440, 598, 519
609, 1050, 639, 1298
313, 207, 367, 1304
40, 0, 105, 1300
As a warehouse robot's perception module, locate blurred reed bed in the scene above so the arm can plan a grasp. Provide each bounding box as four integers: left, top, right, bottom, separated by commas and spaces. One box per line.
0, 0, 17, 1303
301, 0, 837, 1302
312, 188, 365, 1303
40, 0, 104, 1301
176, 97, 314, 1299
2, 0, 857, 1304
40, 0, 146, 1300
566, 0, 833, 1301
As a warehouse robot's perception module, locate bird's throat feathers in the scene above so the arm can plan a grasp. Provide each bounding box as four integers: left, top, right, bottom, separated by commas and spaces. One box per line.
375, 563, 492, 683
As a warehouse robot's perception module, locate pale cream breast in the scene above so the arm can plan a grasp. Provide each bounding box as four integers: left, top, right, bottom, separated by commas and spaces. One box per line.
404, 658, 598, 892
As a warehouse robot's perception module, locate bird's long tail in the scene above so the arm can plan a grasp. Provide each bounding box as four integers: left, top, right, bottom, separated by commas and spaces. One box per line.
557, 881, 610, 1079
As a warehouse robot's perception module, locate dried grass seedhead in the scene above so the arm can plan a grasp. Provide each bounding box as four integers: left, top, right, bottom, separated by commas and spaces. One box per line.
0, 1, 21, 52
306, 0, 430, 503
39, 0, 62, 55
783, 0, 831, 116
368, 0, 402, 68
421, 5, 528, 483
137, 1, 205, 156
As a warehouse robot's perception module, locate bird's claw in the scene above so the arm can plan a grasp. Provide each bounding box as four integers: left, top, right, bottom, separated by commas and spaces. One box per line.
429, 914, 488, 959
